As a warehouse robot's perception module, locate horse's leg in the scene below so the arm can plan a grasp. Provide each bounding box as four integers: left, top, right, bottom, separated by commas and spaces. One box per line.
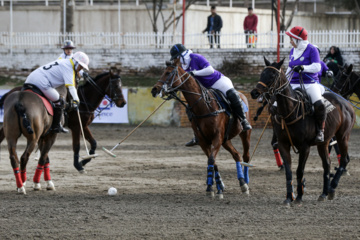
278, 143, 295, 205
317, 143, 331, 201
71, 127, 85, 173
80, 125, 97, 167
34, 133, 57, 191
271, 131, 283, 170
222, 140, 249, 195
294, 146, 310, 204
329, 133, 351, 200
214, 164, 225, 199
19, 138, 37, 187
7, 139, 26, 194
239, 130, 251, 184
0, 127, 5, 144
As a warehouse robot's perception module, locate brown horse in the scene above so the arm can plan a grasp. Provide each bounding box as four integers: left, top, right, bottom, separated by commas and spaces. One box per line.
3, 86, 67, 194
151, 59, 251, 198
0, 69, 126, 174
251, 58, 355, 205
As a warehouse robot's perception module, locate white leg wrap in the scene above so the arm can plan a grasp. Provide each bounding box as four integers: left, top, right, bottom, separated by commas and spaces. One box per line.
46, 180, 55, 191
17, 186, 27, 194
33, 182, 42, 191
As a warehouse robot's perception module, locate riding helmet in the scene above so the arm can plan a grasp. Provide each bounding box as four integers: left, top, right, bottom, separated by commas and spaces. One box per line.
170, 44, 187, 60
285, 26, 308, 41
62, 40, 76, 49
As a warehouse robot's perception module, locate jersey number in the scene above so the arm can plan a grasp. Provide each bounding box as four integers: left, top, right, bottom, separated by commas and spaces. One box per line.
43, 62, 59, 70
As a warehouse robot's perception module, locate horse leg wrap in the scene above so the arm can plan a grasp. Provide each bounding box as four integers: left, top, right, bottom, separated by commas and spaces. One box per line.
207, 165, 214, 186
244, 166, 249, 184
236, 162, 245, 180
33, 164, 44, 183
44, 163, 51, 181
13, 168, 23, 188
330, 167, 344, 190
21, 170, 27, 183
286, 180, 295, 201
337, 154, 341, 165
215, 171, 225, 191
273, 149, 283, 167
323, 173, 330, 196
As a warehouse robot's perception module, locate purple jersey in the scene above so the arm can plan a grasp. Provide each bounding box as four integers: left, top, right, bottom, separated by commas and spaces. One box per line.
318, 61, 329, 82
183, 53, 222, 88
288, 43, 320, 84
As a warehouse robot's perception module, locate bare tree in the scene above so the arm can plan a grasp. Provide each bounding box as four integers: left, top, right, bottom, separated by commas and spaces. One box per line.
272, 0, 300, 32
60, 0, 75, 33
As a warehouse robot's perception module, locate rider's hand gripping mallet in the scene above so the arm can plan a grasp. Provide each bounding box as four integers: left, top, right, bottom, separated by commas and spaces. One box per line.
77, 109, 98, 160
102, 100, 167, 158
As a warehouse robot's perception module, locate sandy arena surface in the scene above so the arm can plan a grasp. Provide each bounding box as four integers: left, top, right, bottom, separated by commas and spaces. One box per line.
0, 125, 359, 239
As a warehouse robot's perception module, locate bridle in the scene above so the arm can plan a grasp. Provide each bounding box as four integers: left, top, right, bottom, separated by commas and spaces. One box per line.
333, 70, 360, 99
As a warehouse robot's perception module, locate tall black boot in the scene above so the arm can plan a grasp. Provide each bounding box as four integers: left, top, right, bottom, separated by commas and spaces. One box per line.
51, 106, 69, 133
314, 100, 326, 143
226, 88, 252, 131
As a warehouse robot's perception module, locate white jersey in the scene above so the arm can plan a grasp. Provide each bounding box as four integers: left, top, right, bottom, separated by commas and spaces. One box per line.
58, 52, 73, 60
26, 59, 76, 89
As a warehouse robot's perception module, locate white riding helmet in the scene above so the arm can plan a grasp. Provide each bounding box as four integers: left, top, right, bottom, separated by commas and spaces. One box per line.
73, 51, 90, 71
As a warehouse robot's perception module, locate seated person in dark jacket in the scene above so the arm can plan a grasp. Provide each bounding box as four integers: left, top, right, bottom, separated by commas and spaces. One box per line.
323, 46, 344, 76
202, 6, 223, 49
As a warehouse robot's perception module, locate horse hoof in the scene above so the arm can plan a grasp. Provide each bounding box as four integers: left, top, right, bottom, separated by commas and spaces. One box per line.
217, 190, 224, 199
343, 170, 350, 176
283, 199, 292, 207
33, 182, 41, 191
241, 184, 249, 195
206, 191, 215, 198
46, 180, 56, 191
78, 169, 87, 174
17, 186, 26, 194
294, 199, 303, 206
317, 194, 327, 201
23, 181, 26, 187
328, 191, 335, 200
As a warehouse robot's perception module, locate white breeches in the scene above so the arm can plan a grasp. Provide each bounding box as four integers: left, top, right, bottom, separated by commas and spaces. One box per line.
25, 72, 60, 102
210, 75, 234, 95
291, 83, 325, 104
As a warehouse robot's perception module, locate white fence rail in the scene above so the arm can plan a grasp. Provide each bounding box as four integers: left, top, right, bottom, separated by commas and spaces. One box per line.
1, 30, 360, 50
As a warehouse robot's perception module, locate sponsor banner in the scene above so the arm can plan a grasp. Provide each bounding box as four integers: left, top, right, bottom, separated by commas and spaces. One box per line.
0, 88, 129, 124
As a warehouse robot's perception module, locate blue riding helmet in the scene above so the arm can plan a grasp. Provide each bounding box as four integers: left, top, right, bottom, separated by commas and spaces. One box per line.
170, 44, 187, 60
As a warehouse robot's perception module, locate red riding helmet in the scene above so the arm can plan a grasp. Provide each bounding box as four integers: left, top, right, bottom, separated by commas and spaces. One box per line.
285, 26, 308, 41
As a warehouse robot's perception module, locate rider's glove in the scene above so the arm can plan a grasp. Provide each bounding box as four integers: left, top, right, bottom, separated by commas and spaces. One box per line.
293, 65, 304, 73
72, 100, 80, 110
189, 70, 196, 77
326, 70, 334, 78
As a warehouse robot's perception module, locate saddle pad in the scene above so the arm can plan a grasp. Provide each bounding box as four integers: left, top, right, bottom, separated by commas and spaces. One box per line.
324, 98, 336, 114
25, 89, 53, 116
211, 89, 249, 116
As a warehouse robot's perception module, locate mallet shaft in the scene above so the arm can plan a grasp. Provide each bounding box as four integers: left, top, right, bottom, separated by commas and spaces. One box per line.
77, 109, 90, 155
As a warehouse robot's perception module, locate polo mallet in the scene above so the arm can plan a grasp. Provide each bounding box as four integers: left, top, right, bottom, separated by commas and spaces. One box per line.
102, 100, 167, 158
77, 109, 98, 160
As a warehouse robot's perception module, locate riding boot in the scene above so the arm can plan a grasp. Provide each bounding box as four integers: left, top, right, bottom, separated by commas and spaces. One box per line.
314, 100, 326, 143
185, 136, 198, 147
51, 106, 69, 133
226, 88, 252, 131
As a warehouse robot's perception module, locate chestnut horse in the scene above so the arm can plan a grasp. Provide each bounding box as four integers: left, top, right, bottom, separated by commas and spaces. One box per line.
0, 69, 126, 173
151, 59, 251, 198
251, 58, 355, 205
3, 86, 67, 194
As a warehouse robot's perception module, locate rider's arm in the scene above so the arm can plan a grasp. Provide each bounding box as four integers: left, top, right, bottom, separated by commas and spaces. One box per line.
303, 62, 321, 73
285, 67, 292, 80
193, 65, 215, 76
68, 85, 80, 102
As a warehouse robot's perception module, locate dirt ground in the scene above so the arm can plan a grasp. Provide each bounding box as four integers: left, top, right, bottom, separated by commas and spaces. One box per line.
0, 125, 359, 240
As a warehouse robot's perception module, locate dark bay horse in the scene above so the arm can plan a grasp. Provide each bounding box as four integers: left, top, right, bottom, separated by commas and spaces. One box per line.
331, 64, 360, 100
251, 58, 355, 205
0, 69, 126, 173
3, 86, 67, 194
151, 59, 251, 199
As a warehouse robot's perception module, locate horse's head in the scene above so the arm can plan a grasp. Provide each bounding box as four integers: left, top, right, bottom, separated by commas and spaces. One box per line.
151, 58, 185, 98
332, 64, 353, 95
251, 57, 285, 100
103, 68, 126, 108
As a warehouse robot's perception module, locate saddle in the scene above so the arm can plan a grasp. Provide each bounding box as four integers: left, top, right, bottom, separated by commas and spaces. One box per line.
293, 87, 335, 114
22, 83, 54, 116
209, 88, 249, 116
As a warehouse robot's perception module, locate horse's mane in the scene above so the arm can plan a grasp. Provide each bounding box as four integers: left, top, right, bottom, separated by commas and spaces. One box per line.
79, 71, 119, 89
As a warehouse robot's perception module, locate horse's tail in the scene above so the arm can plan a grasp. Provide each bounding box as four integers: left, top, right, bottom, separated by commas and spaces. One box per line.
15, 102, 34, 134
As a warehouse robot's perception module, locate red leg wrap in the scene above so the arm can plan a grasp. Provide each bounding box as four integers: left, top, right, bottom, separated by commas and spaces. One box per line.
337, 154, 341, 165
33, 164, 44, 183
13, 168, 23, 188
274, 149, 283, 167
44, 163, 51, 181
21, 170, 27, 183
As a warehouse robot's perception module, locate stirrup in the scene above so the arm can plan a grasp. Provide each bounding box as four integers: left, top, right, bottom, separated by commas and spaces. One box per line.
241, 119, 252, 131
51, 125, 69, 134
315, 130, 324, 143
185, 137, 198, 147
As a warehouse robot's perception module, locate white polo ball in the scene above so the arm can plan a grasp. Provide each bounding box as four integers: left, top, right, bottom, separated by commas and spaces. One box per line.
108, 187, 117, 196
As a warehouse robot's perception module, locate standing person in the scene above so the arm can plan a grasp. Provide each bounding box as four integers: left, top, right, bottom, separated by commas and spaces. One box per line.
285, 26, 326, 142
323, 46, 344, 76
58, 40, 76, 60
24, 52, 90, 133
169, 44, 252, 146
202, 6, 223, 49
243, 7, 258, 48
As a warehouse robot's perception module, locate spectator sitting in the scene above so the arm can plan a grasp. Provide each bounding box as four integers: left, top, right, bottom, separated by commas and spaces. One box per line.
323, 46, 344, 76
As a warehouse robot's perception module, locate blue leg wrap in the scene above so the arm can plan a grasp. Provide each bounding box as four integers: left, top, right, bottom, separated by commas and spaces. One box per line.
236, 162, 244, 180
207, 165, 214, 186
244, 166, 249, 184
215, 171, 225, 191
